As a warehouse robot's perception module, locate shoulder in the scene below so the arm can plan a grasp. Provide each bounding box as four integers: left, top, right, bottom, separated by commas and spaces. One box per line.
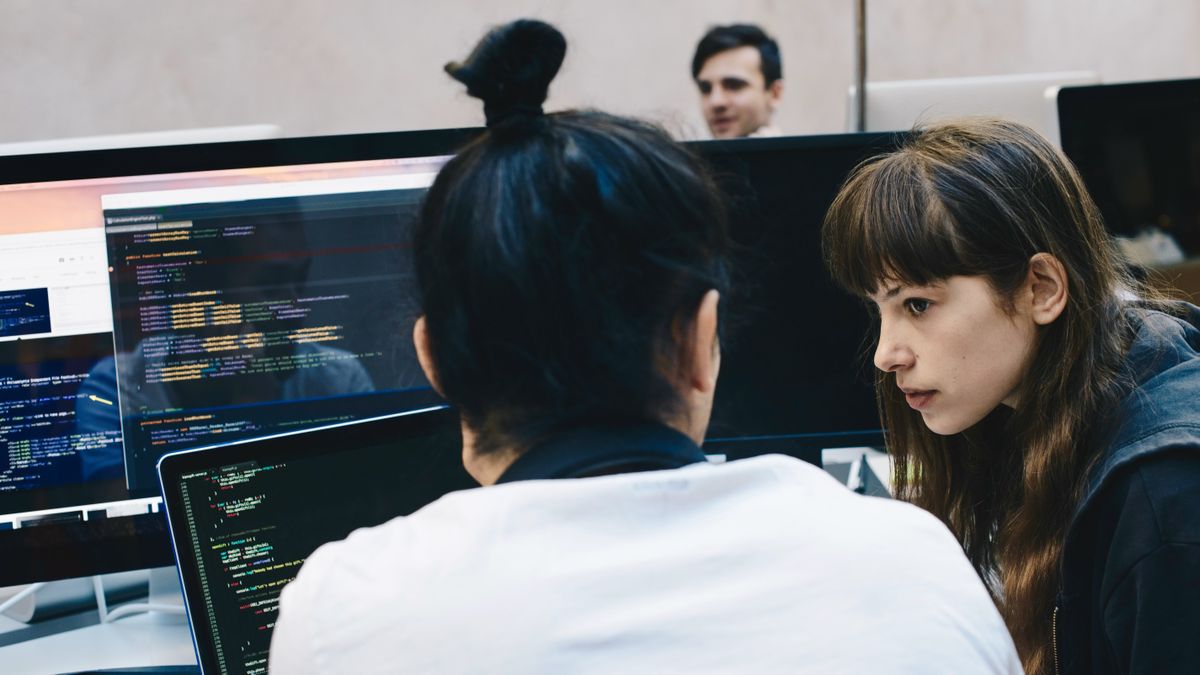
289, 485, 491, 590
275, 513, 416, 616
1086, 304, 1200, 505
1119, 304, 1200, 411
272, 490, 487, 670
1081, 450, 1200, 672
1104, 448, 1200, 548
1070, 447, 1200, 611
746, 455, 996, 597
754, 454, 967, 542
270, 525, 393, 671
749, 456, 1019, 670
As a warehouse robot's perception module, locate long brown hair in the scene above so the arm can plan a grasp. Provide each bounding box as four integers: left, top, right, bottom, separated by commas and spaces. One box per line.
822, 119, 1145, 674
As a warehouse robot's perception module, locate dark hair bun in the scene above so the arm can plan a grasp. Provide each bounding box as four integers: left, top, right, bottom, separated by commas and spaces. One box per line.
445, 19, 566, 128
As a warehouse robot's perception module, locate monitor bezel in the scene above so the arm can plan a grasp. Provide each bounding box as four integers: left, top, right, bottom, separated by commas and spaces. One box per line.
0, 127, 482, 184
686, 129, 902, 159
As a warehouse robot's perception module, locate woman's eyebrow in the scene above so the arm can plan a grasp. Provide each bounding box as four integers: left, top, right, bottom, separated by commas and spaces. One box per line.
869, 285, 904, 304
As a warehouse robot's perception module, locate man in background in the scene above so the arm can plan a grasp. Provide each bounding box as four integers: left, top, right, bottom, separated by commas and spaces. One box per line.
692, 24, 784, 139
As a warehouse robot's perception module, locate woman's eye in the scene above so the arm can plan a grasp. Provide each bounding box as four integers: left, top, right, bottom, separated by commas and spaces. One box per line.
904, 298, 930, 316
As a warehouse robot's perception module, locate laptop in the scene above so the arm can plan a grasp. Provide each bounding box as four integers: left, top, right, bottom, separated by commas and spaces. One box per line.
157, 405, 476, 675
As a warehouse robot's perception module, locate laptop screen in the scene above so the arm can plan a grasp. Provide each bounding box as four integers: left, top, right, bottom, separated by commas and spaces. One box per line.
158, 406, 474, 675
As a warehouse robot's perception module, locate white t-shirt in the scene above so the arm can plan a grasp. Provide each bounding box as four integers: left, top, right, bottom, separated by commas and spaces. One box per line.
270, 454, 1021, 674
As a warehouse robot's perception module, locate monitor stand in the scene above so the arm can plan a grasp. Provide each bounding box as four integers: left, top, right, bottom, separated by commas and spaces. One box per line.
94, 566, 185, 623
0, 570, 150, 627
822, 446, 891, 497
0, 567, 186, 648
0, 571, 195, 672
0, 582, 44, 621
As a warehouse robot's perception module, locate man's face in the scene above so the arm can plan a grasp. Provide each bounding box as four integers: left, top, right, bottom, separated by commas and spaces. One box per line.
695, 46, 782, 139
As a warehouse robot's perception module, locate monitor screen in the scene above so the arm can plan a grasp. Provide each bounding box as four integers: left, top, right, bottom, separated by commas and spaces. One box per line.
1058, 78, 1200, 256
694, 132, 902, 456
0, 129, 478, 585
101, 172, 444, 494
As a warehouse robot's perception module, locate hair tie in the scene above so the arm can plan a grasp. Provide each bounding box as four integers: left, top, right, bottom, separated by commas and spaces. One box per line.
484, 102, 545, 129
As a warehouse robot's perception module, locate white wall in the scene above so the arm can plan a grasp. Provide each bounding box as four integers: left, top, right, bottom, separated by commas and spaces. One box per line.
1, 0, 1196, 143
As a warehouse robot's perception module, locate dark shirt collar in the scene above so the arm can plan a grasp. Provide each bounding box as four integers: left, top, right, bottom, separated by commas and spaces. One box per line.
495, 421, 708, 484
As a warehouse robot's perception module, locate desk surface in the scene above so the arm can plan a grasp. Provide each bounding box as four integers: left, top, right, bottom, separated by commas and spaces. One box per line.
0, 609, 196, 674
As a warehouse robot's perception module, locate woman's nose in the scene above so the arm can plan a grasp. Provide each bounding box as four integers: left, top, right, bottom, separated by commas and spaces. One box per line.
873, 322, 914, 373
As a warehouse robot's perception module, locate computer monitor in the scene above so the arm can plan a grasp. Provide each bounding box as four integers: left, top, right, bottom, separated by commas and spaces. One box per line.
0, 128, 479, 585
100, 170, 456, 494
851, 71, 1099, 146
693, 132, 903, 460
1057, 78, 1200, 256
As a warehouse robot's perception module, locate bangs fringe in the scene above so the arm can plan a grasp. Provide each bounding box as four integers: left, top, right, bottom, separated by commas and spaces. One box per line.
823, 151, 968, 297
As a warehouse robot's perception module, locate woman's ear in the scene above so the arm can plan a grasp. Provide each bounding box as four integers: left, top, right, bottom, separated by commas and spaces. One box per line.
413, 316, 445, 397
685, 290, 721, 395
1027, 253, 1068, 326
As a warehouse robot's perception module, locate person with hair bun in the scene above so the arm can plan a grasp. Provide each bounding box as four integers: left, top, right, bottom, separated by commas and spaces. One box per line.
269, 21, 1020, 673
823, 119, 1200, 675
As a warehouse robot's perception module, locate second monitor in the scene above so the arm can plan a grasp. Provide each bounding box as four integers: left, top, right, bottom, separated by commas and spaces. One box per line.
696, 132, 900, 458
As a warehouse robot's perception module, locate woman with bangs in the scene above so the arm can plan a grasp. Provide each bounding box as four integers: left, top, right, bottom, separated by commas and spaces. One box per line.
823, 118, 1200, 675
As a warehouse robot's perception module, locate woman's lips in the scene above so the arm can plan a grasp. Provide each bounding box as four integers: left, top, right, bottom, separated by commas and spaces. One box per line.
904, 390, 936, 410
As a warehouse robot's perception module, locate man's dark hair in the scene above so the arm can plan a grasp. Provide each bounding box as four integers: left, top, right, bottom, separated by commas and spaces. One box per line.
691, 23, 782, 86
416, 20, 731, 455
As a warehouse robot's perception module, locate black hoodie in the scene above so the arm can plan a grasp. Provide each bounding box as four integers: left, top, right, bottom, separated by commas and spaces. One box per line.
1053, 303, 1200, 675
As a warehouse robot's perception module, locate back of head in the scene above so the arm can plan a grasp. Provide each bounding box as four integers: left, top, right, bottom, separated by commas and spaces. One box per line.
691, 23, 782, 85
417, 20, 730, 455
